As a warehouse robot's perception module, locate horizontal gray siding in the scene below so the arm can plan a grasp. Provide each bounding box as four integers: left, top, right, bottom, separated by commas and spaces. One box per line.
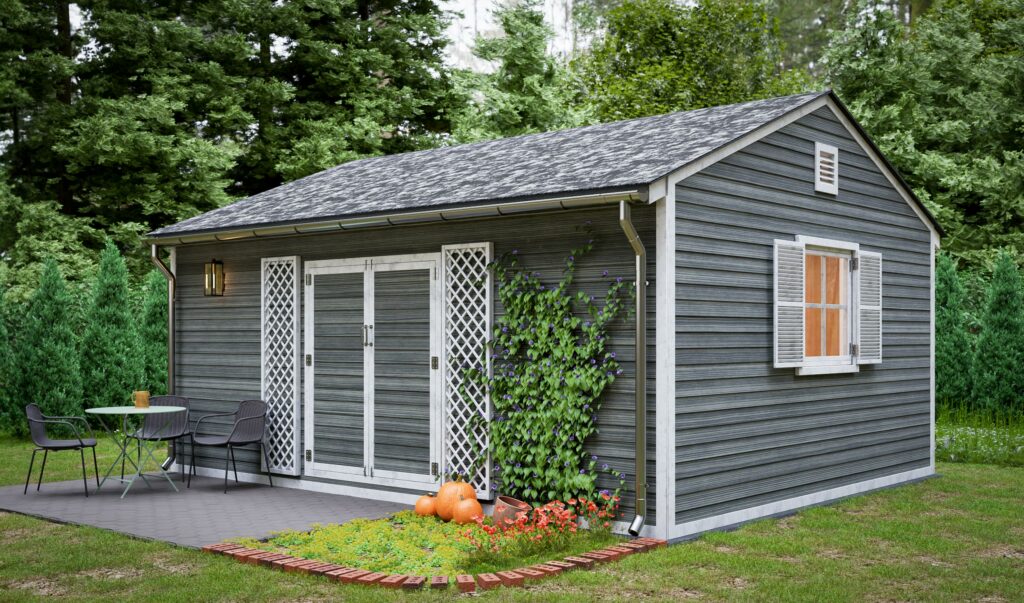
175, 205, 657, 520
675, 106, 933, 524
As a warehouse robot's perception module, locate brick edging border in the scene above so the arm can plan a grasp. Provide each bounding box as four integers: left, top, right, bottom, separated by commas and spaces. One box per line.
201, 538, 667, 592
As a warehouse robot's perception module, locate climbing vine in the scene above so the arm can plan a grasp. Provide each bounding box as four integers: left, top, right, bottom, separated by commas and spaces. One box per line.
463, 234, 633, 504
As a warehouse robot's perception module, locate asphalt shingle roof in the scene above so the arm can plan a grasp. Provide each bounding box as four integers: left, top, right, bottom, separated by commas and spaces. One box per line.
151, 92, 830, 237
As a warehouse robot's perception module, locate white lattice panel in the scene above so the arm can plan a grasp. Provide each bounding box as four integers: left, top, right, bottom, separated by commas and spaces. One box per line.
261, 256, 301, 476
442, 243, 493, 497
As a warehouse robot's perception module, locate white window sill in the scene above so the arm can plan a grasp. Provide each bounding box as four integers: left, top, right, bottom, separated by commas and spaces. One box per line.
796, 364, 860, 376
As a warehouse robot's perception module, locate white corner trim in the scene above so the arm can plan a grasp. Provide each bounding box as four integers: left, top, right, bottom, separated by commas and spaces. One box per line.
654, 189, 676, 541
795, 235, 860, 252
671, 466, 934, 539
666, 95, 831, 187
796, 364, 860, 376
929, 239, 937, 471
823, 98, 941, 242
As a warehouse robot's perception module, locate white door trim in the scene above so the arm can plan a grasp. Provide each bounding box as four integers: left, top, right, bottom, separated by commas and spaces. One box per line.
303, 252, 442, 490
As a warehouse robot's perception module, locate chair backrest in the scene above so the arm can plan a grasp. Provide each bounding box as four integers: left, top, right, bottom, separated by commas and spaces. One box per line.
24, 404, 48, 447
143, 395, 190, 437
229, 400, 267, 444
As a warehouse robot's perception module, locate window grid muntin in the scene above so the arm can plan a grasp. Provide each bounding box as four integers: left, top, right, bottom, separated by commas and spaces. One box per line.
804, 249, 851, 360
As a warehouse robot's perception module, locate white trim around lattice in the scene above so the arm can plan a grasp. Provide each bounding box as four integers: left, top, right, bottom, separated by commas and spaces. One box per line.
260, 256, 302, 476
441, 243, 493, 498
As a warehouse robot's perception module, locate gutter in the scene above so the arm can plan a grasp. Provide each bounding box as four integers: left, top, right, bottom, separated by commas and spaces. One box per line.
150, 244, 175, 396
145, 190, 644, 246
618, 201, 647, 536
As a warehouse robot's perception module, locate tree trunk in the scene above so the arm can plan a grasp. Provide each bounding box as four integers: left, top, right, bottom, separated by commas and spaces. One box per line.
56, 0, 73, 207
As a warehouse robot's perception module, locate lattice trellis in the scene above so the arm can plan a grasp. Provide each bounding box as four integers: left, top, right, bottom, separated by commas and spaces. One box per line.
441, 243, 493, 497
260, 256, 301, 476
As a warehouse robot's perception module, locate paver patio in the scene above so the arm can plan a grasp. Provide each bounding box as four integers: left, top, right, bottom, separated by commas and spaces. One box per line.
0, 473, 408, 548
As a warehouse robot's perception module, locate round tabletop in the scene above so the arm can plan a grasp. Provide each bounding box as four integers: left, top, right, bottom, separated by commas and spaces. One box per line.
85, 405, 186, 415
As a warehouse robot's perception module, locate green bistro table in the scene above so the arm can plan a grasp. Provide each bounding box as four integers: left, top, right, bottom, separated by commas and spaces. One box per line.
86, 406, 186, 498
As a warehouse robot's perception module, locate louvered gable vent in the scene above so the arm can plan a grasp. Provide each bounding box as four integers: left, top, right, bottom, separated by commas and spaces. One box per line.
814, 142, 839, 195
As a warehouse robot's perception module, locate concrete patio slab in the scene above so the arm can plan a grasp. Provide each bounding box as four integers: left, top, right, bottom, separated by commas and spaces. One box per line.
0, 473, 409, 548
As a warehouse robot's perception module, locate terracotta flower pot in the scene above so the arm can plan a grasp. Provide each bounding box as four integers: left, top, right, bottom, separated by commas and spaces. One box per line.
492, 495, 531, 527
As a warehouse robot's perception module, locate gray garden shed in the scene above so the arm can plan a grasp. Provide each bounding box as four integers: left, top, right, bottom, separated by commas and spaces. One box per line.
147, 90, 941, 541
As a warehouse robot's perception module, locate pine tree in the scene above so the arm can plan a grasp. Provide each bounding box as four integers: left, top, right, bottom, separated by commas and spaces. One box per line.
15, 259, 83, 425
972, 252, 1024, 413
935, 254, 973, 408
80, 242, 143, 408
140, 270, 168, 396
451, 0, 585, 143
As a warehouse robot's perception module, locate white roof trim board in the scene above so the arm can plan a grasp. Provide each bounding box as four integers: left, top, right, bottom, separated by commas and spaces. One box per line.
149, 90, 942, 242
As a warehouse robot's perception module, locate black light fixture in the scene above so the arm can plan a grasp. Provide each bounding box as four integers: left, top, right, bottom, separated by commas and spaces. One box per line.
204, 259, 225, 296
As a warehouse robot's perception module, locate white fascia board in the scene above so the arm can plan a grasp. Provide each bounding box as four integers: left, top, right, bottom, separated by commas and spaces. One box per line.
665, 95, 831, 188
822, 98, 941, 243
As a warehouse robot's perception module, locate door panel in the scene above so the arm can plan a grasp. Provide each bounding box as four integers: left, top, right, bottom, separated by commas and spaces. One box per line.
304, 253, 439, 488
373, 269, 432, 476
311, 272, 364, 470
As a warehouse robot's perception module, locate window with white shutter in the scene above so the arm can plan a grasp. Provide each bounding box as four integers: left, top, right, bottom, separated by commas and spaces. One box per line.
773, 236, 882, 375
814, 142, 839, 195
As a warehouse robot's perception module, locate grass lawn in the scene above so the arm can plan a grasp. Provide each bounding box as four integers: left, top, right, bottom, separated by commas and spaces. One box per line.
1, 434, 1022, 601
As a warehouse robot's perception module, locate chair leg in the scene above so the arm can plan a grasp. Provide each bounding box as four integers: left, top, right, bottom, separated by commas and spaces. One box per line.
261, 443, 274, 488
91, 446, 100, 486
137, 439, 142, 474
37, 450, 48, 491
120, 448, 125, 480
187, 437, 194, 488
80, 448, 89, 497
24, 449, 37, 495
229, 446, 239, 483
224, 446, 231, 494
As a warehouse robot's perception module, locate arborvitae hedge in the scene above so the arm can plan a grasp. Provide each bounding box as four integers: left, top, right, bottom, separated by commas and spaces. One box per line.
0, 292, 14, 428
972, 252, 1024, 413
140, 270, 168, 395
15, 259, 83, 424
935, 254, 974, 408
80, 242, 143, 408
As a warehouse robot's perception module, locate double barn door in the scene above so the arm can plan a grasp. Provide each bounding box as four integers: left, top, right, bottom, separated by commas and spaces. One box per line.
303, 254, 441, 488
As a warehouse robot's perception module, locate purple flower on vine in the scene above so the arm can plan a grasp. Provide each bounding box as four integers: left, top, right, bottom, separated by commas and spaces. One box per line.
616, 277, 622, 283
600, 489, 610, 496
602, 463, 609, 470
602, 270, 608, 277
610, 352, 616, 359
579, 469, 586, 474
501, 326, 508, 333
591, 455, 598, 461
512, 249, 518, 255
616, 369, 623, 376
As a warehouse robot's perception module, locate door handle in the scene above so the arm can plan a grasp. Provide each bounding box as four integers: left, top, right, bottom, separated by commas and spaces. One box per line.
362, 325, 368, 347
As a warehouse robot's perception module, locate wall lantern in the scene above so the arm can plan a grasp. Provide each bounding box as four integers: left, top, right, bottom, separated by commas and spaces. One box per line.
204, 259, 225, 296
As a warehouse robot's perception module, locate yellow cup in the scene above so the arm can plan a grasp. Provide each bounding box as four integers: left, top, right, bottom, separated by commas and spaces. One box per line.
133, 390, 150, 409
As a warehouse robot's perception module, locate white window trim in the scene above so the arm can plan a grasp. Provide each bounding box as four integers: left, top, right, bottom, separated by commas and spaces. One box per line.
784, 236, 873, 376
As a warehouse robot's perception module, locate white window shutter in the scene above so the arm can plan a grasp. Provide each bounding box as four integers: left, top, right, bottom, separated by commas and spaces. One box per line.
856, 250, 883, 364
774, 240, 806, 368
814, 142, 839, 195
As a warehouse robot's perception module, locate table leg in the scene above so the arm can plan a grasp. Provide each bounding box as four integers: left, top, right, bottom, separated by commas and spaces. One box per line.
95, 415, 131, 491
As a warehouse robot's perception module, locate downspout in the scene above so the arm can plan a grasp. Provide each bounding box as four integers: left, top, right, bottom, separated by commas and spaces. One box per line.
150, 244, 175, 395
619, 202, 647, 536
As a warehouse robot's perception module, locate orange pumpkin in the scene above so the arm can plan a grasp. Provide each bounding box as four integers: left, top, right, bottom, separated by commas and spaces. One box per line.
414, 494, 437, 517
436, 480, 476, 521
452, 494, 484, 525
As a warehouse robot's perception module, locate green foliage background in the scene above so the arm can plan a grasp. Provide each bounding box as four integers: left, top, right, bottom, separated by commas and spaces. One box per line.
971, 252, 1024, 413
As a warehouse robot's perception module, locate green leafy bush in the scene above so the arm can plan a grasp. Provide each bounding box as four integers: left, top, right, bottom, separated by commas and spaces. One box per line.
0, 293, 14, 430
464, 238, 632, 504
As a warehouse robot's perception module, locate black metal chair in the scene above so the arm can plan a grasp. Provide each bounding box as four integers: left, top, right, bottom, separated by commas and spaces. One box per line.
24, 404, 99, 497
188, 400, 274, 493
124, 395, 190, 482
